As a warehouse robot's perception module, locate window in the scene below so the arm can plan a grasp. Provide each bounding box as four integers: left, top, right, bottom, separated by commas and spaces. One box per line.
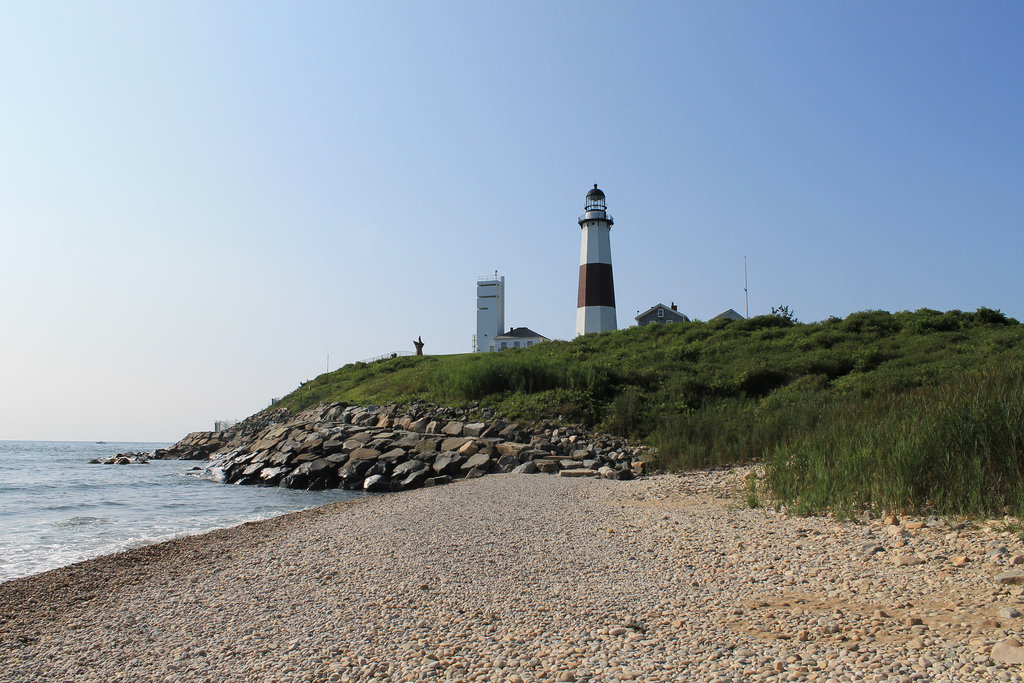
500, 342, 507, 350
514, 341, 520, 348
657, 309, 665, 318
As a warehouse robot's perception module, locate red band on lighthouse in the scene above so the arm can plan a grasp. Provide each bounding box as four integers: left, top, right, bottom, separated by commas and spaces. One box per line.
577, 263, 615, 309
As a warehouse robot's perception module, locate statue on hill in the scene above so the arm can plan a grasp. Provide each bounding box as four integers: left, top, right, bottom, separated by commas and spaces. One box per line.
414, 336, 424, 356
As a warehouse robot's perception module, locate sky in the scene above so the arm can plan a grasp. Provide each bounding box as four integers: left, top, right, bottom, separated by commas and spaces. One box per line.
1, 2, 1022, 441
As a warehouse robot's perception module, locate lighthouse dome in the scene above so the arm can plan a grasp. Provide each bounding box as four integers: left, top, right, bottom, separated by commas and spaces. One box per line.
586, 184, 605, 200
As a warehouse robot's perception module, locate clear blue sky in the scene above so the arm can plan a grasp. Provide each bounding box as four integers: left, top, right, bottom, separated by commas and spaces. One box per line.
2, 2, 1021, 441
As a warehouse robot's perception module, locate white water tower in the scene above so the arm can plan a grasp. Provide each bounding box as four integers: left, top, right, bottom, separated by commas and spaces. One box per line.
475, 273, 505, 352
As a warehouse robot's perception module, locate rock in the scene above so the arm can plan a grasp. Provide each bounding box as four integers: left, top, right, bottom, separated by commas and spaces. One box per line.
460, 452, 493, 473
1011, 555, 1024, 566
861, 543, 886, 557
992, 639, 1024, 664
398, 469, 430, 490
258, 467, 287, 485
280, 469, 309, 489
498, 422, 523, 441
379, 447, 407, 463
905, 520, 925, 530
999, 606, 1022, 619
338, 459, 374, 488
894, 555, 925, 566
432, 453, 464, 475
907, 637, 924, 650
457, 440, 480, 457
424, 475, 452, 487
414, 437, 443, 454
612, 466, 634, 480
322, 438, 346, 454
496, 442, 528, 457
950, 555, 968, 567
392, 459, 426, 479
391, 433, 421, 449
995, 570, 1024, 585
441, 437, 470, 452
348, 447, 381, 462
465, 467, 487, 479
496, 454, 519, 472
462, 422, 487, 437
558, 468, 598, 477
362, 475, 390, 492
512, 461, 538, 474
441, 421, 465, 436
407, 417, 429, 433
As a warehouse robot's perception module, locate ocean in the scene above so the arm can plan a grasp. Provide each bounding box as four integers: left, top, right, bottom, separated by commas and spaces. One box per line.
0, 441, 362, 582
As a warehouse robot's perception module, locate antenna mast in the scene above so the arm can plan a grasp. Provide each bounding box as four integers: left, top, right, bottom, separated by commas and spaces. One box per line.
744, 256, 749, 318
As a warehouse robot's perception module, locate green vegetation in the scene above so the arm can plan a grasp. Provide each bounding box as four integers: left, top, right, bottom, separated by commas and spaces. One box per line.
274, 307, 1024, 516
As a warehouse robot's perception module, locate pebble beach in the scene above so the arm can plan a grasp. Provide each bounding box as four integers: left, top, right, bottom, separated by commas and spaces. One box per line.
3, 470, 1024, 682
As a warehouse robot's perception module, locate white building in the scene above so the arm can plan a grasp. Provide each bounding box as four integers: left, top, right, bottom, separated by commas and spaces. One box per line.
493, 327, 549, 350
474, 273, 505, 352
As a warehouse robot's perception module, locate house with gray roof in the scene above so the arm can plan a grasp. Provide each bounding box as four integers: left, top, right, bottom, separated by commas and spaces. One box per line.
635, 302, 689, 326
493, 327, 549, 350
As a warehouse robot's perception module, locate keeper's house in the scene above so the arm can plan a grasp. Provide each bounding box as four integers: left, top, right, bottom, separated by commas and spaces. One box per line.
493, 327, 549, 350
635, 302, 689, 326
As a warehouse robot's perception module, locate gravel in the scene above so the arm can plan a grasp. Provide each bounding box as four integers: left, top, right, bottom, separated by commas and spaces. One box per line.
2, 469, 1024, 682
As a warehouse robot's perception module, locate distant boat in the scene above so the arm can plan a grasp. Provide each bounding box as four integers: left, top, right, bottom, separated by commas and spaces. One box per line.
96, 441, 107, 444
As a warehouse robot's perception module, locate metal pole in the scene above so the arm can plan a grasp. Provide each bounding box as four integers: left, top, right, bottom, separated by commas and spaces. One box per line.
744, 256, 749, 318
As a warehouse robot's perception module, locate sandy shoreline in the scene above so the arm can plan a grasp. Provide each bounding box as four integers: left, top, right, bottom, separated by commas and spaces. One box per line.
2, 471, 1024, 682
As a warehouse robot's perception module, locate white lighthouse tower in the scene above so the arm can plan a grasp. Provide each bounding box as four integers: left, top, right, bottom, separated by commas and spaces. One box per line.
576, 184, 617, 335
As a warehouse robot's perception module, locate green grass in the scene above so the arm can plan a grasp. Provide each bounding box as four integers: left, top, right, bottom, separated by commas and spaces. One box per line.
271, 307, 1024, 515
766, 363, 1024, 517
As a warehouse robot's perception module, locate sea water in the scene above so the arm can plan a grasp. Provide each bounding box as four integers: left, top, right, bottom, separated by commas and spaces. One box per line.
0, 441, 362, 582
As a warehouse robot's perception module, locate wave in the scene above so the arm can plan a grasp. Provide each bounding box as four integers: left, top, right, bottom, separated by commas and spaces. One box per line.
52, 516, 111, 528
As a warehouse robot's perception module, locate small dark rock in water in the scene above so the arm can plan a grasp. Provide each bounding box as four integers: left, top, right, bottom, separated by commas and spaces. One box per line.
90, 452, 150, 465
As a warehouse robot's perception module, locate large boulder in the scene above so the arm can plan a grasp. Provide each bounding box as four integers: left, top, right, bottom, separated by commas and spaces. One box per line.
496, 454, 519, 473
441, 421, 465, 436
460, 452, 493, 473
398, 468, 431, 490
407, 417, 429, 433
339, 459, 374, 488
512, 461, 539, 474
392, 459, 426, 479
414, 437, 444, 454
348, 447, 381, 462
440, 437, 470, 452
432, 452, 464, 476
363, 474, 390, 492
380, 447, 407, 463
462, 422, 487, 437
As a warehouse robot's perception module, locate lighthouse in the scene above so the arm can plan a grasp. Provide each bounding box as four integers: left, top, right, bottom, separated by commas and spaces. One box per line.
576, 184, 617, 335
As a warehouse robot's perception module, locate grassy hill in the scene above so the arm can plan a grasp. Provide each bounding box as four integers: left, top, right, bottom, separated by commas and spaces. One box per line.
274, 308, 1024, 517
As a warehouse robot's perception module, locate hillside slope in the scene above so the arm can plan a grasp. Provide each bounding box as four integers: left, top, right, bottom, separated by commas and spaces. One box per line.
273, 308, 1024, 515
